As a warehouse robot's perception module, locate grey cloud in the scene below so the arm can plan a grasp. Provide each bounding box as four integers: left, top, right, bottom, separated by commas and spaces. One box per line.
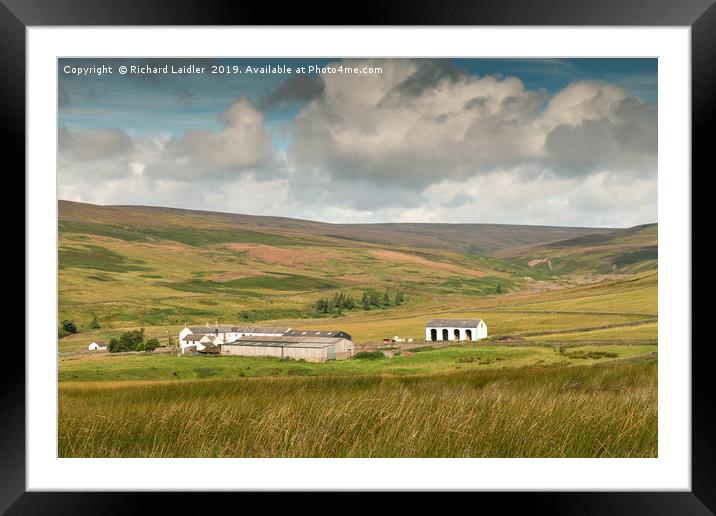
290, 63, 546, 192
261, 74, 325, 110
611, 96, 657, 155
287, 167, 423, 213
57, 127, 134, 182
58, 127, 133, 161
464, 96, 489, 111
382, 59, 466, 103
544, 96, 656, 175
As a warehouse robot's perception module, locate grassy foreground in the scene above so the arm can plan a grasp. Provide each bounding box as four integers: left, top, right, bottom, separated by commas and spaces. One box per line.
59, 359, 657, 458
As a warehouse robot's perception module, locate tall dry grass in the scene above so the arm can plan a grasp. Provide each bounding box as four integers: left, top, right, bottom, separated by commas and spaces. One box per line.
58, 361, 657, 458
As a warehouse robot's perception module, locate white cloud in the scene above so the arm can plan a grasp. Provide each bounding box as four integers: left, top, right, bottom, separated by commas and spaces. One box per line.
144, 96, 275, 180
396, 169, 657, 227
59, 96, 276, 185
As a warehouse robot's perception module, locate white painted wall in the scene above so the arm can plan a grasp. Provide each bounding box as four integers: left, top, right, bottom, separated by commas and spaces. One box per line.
424, 323, 487, 342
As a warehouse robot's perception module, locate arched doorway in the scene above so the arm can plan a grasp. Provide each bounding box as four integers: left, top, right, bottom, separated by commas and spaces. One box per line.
454, 329, 461, 340
465, 329, 472, 341
442, 329, 449, 341
430, 329, 437, 341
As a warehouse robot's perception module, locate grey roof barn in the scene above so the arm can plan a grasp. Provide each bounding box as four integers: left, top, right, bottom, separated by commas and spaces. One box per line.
426, 319, 484, 328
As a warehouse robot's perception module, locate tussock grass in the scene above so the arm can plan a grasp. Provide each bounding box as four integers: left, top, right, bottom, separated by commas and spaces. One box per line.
59, 361, 657, 458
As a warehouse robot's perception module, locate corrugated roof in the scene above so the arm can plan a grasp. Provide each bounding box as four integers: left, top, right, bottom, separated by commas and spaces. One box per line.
224, 335, 349, 348
284, 329, 351, 339
237, 335, 345, 344
226, 341, 336, 349
188, 325, 289, 334
426, 318, 484, 328
232, 326, 291, 334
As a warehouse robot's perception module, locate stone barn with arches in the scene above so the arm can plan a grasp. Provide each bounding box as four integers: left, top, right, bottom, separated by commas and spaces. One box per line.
425, 318, 487, 342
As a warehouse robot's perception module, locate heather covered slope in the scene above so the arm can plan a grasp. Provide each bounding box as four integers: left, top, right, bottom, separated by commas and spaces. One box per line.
494, 223, 657, 275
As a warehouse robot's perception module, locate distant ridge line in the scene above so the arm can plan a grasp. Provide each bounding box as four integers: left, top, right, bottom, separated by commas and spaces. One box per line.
58, 199, 634, 231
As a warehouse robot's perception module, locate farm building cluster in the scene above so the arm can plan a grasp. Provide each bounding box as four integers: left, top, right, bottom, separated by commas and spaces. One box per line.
86, 318, 488, 358
178, 325, 355, 362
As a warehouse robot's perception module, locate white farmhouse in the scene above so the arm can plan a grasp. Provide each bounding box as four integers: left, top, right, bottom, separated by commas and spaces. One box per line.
180, 334, 217, 353
425, 319, 487, 342
88, 340, 107, 351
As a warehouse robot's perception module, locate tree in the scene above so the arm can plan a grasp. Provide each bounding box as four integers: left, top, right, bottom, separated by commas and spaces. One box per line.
144, 338, 160, 352
107, 337, 120, 353
89, 316, 101, 329
315, 292, 357, 315
383, 289, 391, 306
108, 328, 145, 353
135, 342, 145, 352
369, 291, 381, 307
394, 290, 405, 305
61, 320, 77, 334
496, 284, 503, 294
315, 297, 330, 314
361, 291, 369, 304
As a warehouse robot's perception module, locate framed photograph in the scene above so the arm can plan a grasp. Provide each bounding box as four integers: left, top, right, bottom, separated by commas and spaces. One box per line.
10, 0, 709, 511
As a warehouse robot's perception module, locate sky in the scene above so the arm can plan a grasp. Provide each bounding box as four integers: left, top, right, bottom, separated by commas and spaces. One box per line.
58, 58, 657, 228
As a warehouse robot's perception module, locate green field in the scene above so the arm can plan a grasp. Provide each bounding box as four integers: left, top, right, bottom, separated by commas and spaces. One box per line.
57, 201, 659, 458
59, 344, 656, 382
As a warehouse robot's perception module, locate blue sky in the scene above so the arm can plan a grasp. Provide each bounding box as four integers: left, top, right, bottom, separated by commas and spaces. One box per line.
58, 58, 657, 227
60, 58, 335, 141
453, 58, 657, 102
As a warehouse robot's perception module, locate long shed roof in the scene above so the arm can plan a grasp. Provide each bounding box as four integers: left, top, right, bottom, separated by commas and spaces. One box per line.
224, 335, 348, 348
188, 325, 290, 334
426, 318, 484, 328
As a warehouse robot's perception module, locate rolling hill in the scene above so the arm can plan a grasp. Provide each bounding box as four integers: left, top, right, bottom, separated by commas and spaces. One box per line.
59, 200, 616, 254
57, 200, 657, 337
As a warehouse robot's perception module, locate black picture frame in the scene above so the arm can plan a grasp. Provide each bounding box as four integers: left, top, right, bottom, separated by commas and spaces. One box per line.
7, 0, 708, 512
